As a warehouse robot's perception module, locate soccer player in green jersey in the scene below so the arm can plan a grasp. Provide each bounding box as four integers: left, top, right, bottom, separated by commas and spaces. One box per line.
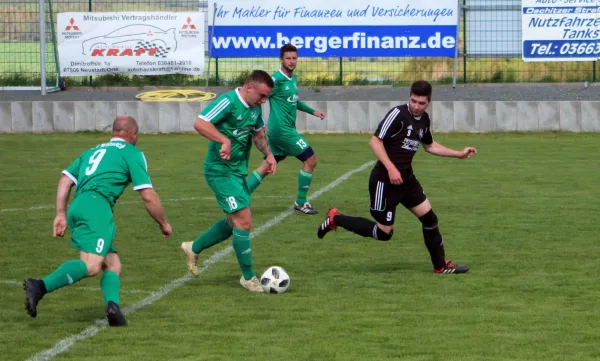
245, 44, 326, 215
180, 70, 277, 292
23, 116, 172, 326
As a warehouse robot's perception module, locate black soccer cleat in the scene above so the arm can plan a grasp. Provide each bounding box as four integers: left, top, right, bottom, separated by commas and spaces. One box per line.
294, 202, 319, 215
434, 260, 469, 274
23, 278, 46, 318
317, 208, 341, 239
106, 301, 128, 327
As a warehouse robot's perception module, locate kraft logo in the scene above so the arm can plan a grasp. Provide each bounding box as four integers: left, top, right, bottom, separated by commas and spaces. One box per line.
81, 25, 177, 57
65, 18, 79, 31
182, 17, 196, 29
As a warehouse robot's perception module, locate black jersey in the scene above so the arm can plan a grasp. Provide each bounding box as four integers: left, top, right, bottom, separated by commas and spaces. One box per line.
372, 104, 433, 178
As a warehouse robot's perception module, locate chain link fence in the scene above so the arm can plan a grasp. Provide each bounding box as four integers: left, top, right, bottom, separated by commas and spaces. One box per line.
0, 0, 597, 88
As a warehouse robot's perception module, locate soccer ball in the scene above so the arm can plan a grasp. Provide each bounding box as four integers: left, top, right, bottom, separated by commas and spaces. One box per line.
260, 266, 290, 294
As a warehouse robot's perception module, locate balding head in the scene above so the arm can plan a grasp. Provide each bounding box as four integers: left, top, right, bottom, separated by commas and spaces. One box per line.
112, 116, 139, 145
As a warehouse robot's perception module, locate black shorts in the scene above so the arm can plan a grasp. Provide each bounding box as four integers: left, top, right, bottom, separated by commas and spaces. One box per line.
368, 168, 427, 225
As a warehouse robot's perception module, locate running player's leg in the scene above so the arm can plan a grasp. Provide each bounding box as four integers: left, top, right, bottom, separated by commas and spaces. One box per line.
403, 177, 468, 274
181, 174, 237, 275
227, 206, 262, 292
317, 170, 395, 241
102, 252, 127, 326
294, 145, 318, 214
24, 193, 113, 317
204, 176, 261, 292
266, 132, 319, 214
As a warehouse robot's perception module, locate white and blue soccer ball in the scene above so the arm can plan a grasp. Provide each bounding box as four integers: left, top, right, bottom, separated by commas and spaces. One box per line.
260, 266, 290, 294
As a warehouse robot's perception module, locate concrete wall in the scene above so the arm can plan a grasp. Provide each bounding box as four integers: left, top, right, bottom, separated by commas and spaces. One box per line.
1, 100, 599, 133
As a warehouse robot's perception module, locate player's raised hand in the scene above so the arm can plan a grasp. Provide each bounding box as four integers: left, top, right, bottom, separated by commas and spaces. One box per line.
53, 214, 67, 238
265, 154, 277, 175
314, 111, 326, 120
219, 140, 231, 160
388, 167, 403, 185
160, 222, 173, 238
460, 147, 477, 159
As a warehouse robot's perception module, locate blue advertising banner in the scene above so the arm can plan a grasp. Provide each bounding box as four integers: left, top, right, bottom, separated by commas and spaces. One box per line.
208, 0, 459, 58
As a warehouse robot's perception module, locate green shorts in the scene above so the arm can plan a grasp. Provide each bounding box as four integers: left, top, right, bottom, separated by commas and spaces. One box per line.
205, 173, 251, 214
67, 192, 117, 256
268, 132, 312, 158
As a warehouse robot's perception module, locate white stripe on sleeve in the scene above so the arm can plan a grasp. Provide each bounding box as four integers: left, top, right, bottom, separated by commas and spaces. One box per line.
61, 170, 78, 185
378, 108, 400, 139
202, 98, 230, 122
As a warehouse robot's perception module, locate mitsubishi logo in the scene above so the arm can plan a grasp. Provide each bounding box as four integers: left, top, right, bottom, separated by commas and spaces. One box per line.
182, 17, 196, 29
65, 18, 79, 31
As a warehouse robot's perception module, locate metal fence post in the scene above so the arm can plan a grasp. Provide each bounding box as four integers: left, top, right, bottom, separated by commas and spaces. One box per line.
88, 0, 93, 86
462, 0, 467, 84
215, 58, 219, 86
39, 0, 46, 95
339, 57, 343, 86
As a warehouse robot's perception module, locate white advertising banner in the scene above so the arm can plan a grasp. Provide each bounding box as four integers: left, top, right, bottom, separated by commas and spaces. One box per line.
522, 0, 600, 62
57, 12, 204, 76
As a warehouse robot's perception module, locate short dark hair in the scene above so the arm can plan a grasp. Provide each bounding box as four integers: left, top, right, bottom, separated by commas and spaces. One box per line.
410, 80, 432, 101
280, 43, 298, 58
246, 69, 275, 88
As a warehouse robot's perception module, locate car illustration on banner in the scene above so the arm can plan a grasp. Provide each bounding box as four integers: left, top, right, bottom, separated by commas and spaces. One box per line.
81, 24, 178, 57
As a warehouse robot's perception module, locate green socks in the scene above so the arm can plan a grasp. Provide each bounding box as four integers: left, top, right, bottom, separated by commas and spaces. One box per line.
192, 218, 233, 254
296, 169, 313, 205
41, 259, 120, 306
232, 228, 255, 280
246, 170, 263, 194
41, 259, 88, 293
101, 270, 121, 306
191, 221, 255, 280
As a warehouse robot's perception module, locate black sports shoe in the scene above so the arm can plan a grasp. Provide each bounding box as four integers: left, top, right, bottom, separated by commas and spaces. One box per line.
434, 260, 469, 274
106, 301, 128, 327
23, 278, 46, 318
317, 208, 341, 239
294, 202, 319, 215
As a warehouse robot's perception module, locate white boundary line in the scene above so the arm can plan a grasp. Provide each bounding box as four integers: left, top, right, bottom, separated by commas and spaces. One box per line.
0, 195, 295, 214
0, 280, 151, 295
25, 161, 375, 361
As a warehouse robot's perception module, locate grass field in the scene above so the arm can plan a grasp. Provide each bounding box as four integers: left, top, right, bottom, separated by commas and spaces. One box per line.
1, 132, 599, 361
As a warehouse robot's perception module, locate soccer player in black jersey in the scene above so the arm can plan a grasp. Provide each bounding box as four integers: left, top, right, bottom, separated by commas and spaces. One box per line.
317, 80, 477, 274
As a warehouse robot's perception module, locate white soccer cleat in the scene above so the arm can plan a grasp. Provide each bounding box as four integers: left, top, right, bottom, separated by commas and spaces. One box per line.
180, 241, 198, 275
239, 276, 264, 293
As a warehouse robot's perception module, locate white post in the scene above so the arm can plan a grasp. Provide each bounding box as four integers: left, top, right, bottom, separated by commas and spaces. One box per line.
39, 0, 47, 95
452, 0, 460, 89
205, 2, 217, 89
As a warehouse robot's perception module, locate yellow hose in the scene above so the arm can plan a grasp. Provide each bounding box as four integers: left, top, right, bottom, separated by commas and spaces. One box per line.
135, 89, 217, 102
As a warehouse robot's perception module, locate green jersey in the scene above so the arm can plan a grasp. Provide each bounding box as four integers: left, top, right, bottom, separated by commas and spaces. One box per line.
267, 70, 315, 136
62, 138, 152, 208
199, 88, 265, 176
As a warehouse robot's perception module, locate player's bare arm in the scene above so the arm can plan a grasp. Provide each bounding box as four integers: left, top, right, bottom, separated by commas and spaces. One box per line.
423, 141, 478, 159
53, 175, 75, 238
369, 136, 403, 185
194, 117, 232, 160
313, 110, 326, 119
138, 188, 172, 238
253, 128, 277, 175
